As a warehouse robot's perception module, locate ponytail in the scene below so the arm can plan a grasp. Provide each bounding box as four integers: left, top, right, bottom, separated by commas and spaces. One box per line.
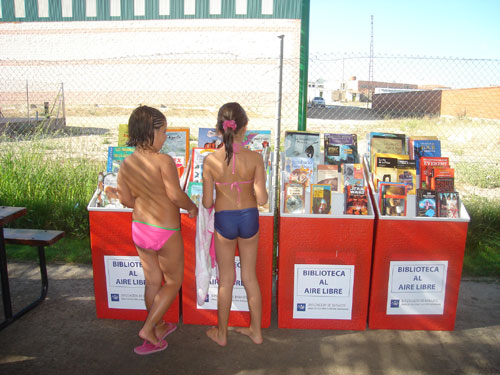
216, 103, 248, 166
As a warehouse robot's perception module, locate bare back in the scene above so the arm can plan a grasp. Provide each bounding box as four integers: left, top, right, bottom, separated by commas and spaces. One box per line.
118, 150, 182, 228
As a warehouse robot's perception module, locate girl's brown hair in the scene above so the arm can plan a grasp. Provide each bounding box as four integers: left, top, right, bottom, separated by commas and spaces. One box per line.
127, 105, 166, 149
216, 102, 248, 165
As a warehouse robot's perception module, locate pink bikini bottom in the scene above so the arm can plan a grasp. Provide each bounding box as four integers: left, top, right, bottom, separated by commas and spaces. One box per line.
131, 220, 180, 251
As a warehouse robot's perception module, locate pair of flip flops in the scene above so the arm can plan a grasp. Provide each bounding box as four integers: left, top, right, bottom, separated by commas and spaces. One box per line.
134, 322, 177, 355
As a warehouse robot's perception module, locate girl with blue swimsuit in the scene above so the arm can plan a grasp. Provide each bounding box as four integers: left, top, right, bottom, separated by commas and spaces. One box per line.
202, 102, 268, 346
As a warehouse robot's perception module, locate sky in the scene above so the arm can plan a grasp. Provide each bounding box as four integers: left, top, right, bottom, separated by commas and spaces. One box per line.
309, 0, 500, 60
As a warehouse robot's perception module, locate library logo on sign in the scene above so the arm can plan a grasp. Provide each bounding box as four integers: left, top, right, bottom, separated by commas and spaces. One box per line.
297, 303, 306, 312
205, 295, 210, 303
111, 294, 120, 302
390, 299, 400, 308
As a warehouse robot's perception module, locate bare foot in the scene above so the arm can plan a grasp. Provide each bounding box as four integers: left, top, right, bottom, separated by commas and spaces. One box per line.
235, 327, 263, 344
206, 327, 227, 347
138, 327, 160, 346
155, 321, 176, 340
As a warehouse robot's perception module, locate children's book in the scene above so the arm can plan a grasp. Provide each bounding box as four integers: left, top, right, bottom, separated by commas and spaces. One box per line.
190, 147, 215, 183
317, 164, 340, 192
187, 181, 203, 207
374, 156, 399, 189
284, 131, 321, 165
160, 128, 190, 168
106, 146, 135, 173
96, 172, 123, 208
283, 182, 306, 214
420, 157, 450, 189
283, 157, 314, 187
408, 136, 438, 159
118, 124, 129, 146
368, 132, 406, 172
323, 133, 359, 166
437, 191, 460, 218
342, 163, 364, 192
378, 182, 408, 216
243, 130, 271, 152
310, 184, 332, 214
413, 139, 441, 175
198, 128, 223, 149
397, 159, 417, 195
344, 185, 368, 215
416, 189, 437, 217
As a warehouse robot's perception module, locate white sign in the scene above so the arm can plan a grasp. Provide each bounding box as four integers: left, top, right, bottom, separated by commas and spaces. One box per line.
293, 264, 354, 320
197, 256, 249, 312
104, 255, 146, 310
386, 260, 448, 315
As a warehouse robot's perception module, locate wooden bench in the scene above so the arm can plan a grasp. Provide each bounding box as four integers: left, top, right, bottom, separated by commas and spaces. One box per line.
2, 228, 64, 329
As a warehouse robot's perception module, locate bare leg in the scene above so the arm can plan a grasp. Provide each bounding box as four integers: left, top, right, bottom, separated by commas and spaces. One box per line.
206, 231, 237, 347
137, 231, 184, 345
235, 232, 263, 344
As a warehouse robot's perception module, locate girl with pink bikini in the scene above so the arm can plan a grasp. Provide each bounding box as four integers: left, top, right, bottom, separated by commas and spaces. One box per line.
118, 106, 198, 355
202, 102, 268, 346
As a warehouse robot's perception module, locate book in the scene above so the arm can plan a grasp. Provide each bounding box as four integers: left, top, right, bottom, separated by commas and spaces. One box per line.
344, 185, 368, 215
408, 136, 438, 159
413, 139, 441, 175
106, 146, 135, 173
416, 189, 437, 217
118, 123, 129, 146
437, 191, 460, 218
310, 184, 332, 214
317, 164, 340, 192
323, 133, 359, 166
198, 128, 223, 149
420, 157, 450, 189
283, 157, 314, 187
378, 181, 408, 216
283, 182, 306, 214
160, 128, 190, 168
368, 132, 406, 172
96, 172, 123, 208
342, 163, 364, 192
284, 131, 321, 165
242, 130, 271, 152
190, 147, 216, 183
397, 159, 417, 195
430, 168, 455, 191
373, 156, 398, 189
187, 182, 203, 207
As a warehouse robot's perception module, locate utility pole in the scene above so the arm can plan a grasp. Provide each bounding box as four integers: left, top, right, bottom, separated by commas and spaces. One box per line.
368, 15, 374, 107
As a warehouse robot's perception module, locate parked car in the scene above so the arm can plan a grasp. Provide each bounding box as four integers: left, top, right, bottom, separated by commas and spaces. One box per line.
311, 96, 325, 107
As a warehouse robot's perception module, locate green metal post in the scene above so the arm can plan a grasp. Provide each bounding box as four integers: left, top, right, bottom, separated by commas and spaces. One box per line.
298, 0, 310, 131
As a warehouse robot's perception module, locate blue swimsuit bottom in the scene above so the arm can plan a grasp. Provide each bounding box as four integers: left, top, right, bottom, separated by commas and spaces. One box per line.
214, 207, 259, 240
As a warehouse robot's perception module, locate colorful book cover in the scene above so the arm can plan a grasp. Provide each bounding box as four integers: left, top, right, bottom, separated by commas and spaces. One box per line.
368, 132, 406, 172
106, 146, 135, 173
283, 157, 314, 187
284, 131, 321, 165
198, 128, 223, 149
187, 181, 203, 207
420, 157, 450, 189
118, 123, 129, 146
397, 159, 417, 195
409, 136, 438, 159
160, 128, 190, 168
374, 156, 398, 189
242, 130, 271, 152
413, 139, 441, 175
344, 185, 368, 215
317, 164, 340, 192
430, 168, 455, 191
416, 189, 437, 217
323, 133, 359, 166
190, 147, 215, 183
437, 191, 460, 218
96, 172, 122, 208
342, 163, 364, 192
310, 184, 332, 214
283, 182, 305, 214
433, 176, 455, 193
378, 181, 408, 216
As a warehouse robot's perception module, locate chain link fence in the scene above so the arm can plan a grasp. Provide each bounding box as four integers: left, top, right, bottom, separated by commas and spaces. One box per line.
1, 42, 499, 199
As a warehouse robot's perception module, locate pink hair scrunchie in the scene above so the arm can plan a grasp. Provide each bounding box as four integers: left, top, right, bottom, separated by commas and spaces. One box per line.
222, 120, 237, 131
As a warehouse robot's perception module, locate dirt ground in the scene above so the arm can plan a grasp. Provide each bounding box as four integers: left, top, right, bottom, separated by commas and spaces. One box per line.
1, 261, 500, 375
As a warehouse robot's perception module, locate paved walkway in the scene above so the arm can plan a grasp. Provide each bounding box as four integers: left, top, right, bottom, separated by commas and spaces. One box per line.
1, 262, 499, 375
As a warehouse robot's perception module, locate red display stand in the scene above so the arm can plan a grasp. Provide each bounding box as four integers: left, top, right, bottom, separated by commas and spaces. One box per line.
367, 183, 470, 330
87, 193, 179, 322
181, 213, 274, 328
277, 193, 375, 330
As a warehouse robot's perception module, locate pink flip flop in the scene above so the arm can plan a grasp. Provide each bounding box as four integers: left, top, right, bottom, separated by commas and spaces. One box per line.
160, 322, 177, 340
133, 339, 168, 355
